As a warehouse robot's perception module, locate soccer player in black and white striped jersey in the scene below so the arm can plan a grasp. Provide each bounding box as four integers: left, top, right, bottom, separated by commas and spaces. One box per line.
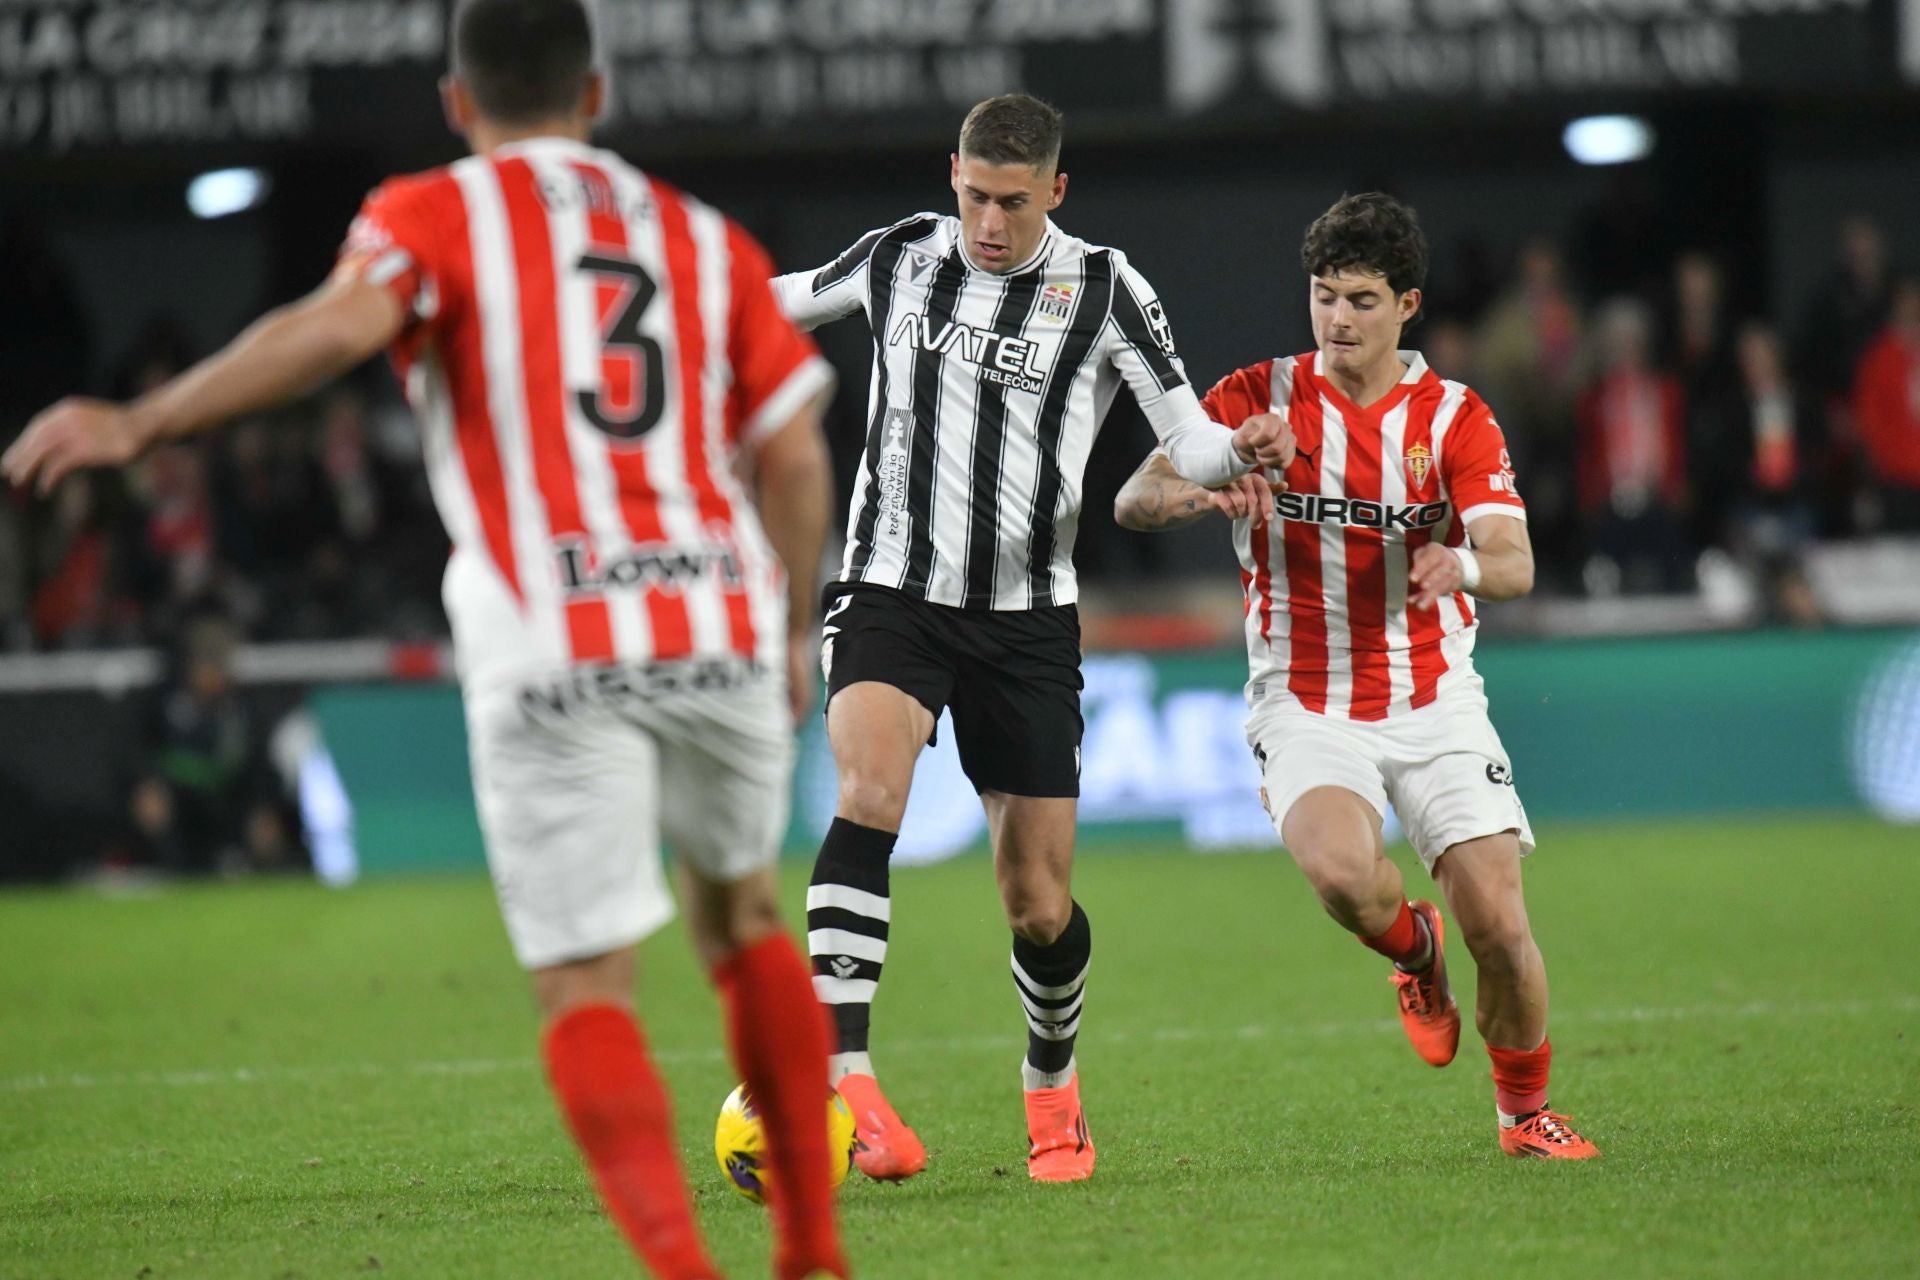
772, 94, 1291, 1184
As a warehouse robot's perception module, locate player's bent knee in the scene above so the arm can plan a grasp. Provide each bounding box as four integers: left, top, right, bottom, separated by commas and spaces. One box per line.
1289, 838, 1376, 906
1004, 896, 1072, 945
532, 949, 635, 1020
1459, 910, 1533, 969
836, 774, 911, 829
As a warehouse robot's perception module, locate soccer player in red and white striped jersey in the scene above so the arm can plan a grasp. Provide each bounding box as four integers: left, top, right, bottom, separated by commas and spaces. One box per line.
1116, 194, 1598, 1160
5, 1, 856, 1273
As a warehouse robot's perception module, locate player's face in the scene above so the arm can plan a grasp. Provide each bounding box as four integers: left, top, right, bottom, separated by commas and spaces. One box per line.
1310, 269, 1420, 380
950, 154, 1067, 273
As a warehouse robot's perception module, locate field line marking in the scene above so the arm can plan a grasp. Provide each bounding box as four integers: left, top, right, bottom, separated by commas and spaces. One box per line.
6, 995, 1916, 1095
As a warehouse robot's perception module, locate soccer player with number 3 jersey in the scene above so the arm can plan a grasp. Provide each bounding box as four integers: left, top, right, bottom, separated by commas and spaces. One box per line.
5, 3, 857, 1276
1117, 193, 1599, 1160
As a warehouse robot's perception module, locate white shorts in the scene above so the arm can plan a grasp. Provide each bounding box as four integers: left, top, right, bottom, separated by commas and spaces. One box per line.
1246, 678, 1535, 871
463, 659, 794, 971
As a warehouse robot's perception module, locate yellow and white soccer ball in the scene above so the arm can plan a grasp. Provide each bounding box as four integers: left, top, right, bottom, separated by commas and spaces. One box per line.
714, 1084, 858, 1204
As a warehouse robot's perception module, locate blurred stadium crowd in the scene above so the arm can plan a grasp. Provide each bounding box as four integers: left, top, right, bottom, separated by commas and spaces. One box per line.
1, 204, 1916, 657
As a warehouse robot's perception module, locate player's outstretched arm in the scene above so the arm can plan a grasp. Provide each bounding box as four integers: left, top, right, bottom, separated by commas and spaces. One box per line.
1115, 451, 1273, 531
751, 390, 835, 722
1408, 513, 1534, 609
4, 274, 404, 495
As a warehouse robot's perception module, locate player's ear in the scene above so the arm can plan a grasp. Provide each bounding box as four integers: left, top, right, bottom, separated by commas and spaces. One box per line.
580, 71, 607, 122
949, 153, 961, 193
1398, 286, 1422, 325
440, 76, 474, 138
1049, 171, 1068, 210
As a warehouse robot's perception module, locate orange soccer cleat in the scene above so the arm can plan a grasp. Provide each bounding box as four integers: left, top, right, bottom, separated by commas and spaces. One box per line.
835, 1072, 927, 1182
1499, 1108, 1600, 1159
1390, 900, 1461, 1067
1024, 1073, 1095, 1183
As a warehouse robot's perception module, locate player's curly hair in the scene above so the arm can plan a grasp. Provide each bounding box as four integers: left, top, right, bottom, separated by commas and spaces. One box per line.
453, 0, 594, 125
959, 94, 1064, 172
1300, 193, 1429, 299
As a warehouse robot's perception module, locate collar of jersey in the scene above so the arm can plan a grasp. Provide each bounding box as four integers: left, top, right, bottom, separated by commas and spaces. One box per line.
957, 219, 1057, 278
489, 135, 600, 160
1306, 348, 1431, 421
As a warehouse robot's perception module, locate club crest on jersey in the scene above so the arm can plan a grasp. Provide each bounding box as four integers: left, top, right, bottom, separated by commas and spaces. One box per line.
1038, 283, 1076, 324
1404, 442, 1433, 489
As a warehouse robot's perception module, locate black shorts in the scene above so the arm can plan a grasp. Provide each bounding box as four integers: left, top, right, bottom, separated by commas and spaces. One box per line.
820, 583, 1083, 798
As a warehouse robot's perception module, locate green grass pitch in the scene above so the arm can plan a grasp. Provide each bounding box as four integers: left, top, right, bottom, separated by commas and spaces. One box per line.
4, 815, 1917, 1278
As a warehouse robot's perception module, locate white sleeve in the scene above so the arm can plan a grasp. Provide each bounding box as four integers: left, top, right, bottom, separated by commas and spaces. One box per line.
1152, 387, 1253, 486
770, 224, 893, 332
1106, 259, 1250, 486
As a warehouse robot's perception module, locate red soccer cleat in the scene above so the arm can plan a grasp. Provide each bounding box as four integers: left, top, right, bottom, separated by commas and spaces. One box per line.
1024, 1073, 1095, 1183
1390, 900, 1460, 1067
1499, 1107, 1600, 1159
835, 1072, 926, 1182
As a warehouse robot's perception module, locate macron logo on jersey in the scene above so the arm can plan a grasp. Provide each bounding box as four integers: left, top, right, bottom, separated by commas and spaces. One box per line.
886, 312, 1046, 394
1275, 490, 1450, 530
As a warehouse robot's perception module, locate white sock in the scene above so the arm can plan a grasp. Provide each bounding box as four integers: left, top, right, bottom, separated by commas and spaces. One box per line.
1022, 1052, 1076, 1092
1393, 912, 1435, 974
828, 1051, 874, 1085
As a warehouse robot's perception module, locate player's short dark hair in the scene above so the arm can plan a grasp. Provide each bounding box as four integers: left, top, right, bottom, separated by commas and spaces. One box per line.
958, 94, 1064, 172
1301, 193, 1429, 298
452, 0, 594, 125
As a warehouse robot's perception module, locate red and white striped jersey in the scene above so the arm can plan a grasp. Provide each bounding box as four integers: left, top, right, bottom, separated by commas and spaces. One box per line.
337, 137, 832, 687
1203, 351, 1526, 721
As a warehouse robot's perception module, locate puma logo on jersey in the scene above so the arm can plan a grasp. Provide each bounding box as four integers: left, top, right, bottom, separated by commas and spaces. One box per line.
1275, 491, 1450, 530
887, 312, 1046, 393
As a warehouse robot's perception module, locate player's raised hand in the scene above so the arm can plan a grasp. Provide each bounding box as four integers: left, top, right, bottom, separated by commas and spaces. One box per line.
1409, 542, 1467, 610
3, 398, 146, 496
1230, 411, 1297, 470
1208, 469, 1276, 525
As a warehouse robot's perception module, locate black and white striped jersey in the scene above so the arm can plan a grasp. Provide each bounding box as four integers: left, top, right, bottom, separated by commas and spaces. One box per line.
774, 213, 1245, 610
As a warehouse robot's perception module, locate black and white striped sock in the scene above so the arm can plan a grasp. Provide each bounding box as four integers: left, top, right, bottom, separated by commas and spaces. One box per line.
1011, 901, 1091, 1092
806, 817, 896, 1083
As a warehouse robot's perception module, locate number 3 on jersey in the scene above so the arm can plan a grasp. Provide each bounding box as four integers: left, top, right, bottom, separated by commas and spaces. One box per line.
576, 252, 666, 441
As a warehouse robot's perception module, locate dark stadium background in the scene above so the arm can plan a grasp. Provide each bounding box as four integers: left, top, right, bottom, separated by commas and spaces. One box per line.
2, 0, 1917, 875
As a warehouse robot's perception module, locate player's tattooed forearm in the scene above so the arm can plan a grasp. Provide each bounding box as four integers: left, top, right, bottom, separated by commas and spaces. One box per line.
1131, 477, 1205, 529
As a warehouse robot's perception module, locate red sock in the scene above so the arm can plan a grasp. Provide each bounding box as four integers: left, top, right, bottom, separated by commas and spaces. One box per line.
1487, 1036, 1552, 1119
542, 1004, 720, 1280
715, 933, 847, 1280
1359, 900, 1427, 968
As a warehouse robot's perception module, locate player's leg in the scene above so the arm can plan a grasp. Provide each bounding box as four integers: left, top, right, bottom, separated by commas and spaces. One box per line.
807, 588, 949, 1180
468, 681, 721, 1280
1253, 704, 1458, 1066
1278, 786, 1459, 1067
1390, 699, 1597, 1158
950, 601, 1094, 1181
1278, 785, 1405, 938
661, 679, 849, 1280
679, 867, 848, 1280
812, 679, 934, 1179
533, 950, 723, 1280
1430, 835, 1595, 1158
814, 679, 935, 1079
981, 791, 1096, 1182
